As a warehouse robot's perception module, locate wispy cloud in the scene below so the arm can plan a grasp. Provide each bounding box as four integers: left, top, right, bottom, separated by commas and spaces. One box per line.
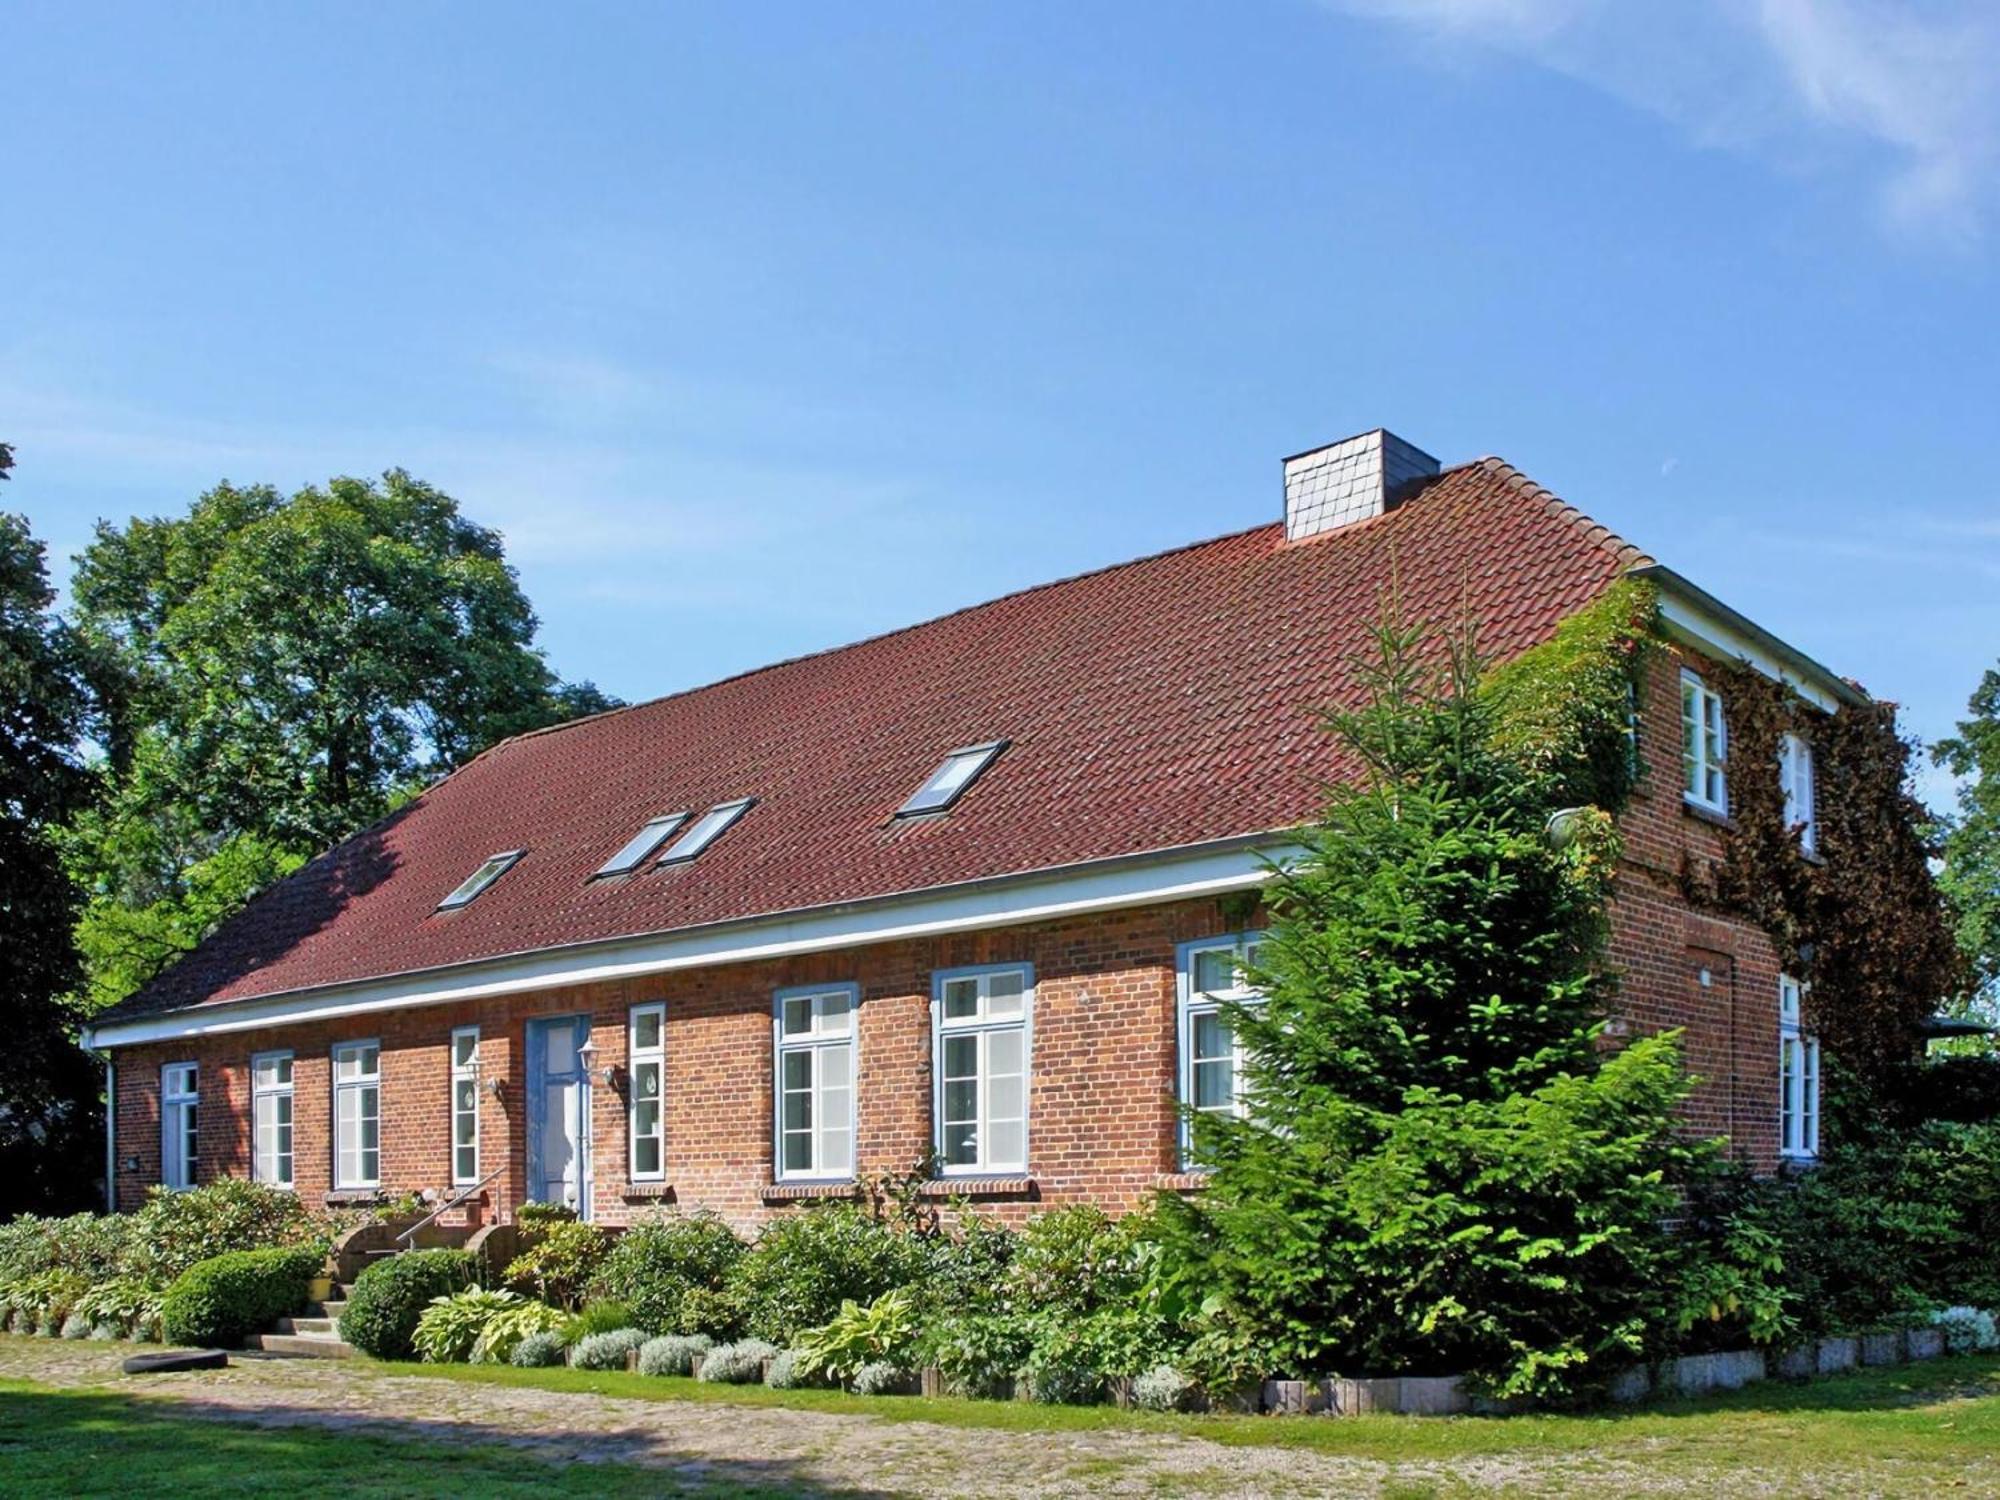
1327, 0, 2000, 243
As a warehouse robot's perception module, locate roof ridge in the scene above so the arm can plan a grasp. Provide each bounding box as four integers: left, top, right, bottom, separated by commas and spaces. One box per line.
1465, 455, 1656, 570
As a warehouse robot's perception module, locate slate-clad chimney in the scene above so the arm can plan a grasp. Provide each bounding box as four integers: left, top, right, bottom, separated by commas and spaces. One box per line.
1283, 428, 1440, 541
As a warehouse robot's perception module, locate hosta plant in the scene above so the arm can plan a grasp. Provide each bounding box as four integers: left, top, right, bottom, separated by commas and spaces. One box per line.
469, 1299, 568, 1364
794, 1289, 918, 1385
412, 1289, 528, 1364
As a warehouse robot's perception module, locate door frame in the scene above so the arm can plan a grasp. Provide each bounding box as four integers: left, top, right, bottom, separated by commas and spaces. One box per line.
524, 1013, 593, 1221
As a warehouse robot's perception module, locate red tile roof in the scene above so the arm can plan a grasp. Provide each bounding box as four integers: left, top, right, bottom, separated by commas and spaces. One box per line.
104, 458, 1648, 1020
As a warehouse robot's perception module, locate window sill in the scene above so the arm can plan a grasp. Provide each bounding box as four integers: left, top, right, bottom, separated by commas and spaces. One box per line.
918, 1176, 1036, 1200
1153, 1171, 1210, 1193
621, 1183, 676, 1204
1682, 799, 1735, 833
761, 1181, 861, 1204
322, 1189, 389, 1208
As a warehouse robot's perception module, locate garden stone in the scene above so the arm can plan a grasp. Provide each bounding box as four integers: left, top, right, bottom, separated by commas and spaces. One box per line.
1607, 1365, 1653, 1403
1664, 1351, 1764, 1396
1775, 1345, 1815, 1380
1907, 1327, 1945, 1361
1859, 1331, 1904, 1366
1816, 1337, 1859, 1375
1396, 1376, 1470, 1415
1323, 1376, 1401, 1416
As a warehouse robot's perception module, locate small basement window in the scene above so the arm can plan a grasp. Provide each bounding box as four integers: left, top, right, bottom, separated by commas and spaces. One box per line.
898, 741, 1007, 817
594, 814, 689, 877
658, 798, 754, 864
437, 850, 523, 911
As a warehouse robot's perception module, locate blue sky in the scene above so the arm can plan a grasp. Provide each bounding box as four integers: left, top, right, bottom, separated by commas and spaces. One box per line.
5, 2, 1997, 807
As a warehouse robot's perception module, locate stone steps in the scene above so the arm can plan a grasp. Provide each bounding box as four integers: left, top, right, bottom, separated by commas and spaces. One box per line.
248, 1331, 355, 1359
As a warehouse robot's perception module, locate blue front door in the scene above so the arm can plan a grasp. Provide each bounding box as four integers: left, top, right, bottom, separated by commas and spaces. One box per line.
526, 1015, 591, 1219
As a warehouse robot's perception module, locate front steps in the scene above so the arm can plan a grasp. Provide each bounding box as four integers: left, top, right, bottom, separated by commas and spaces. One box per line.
247, 1290, 355, 1359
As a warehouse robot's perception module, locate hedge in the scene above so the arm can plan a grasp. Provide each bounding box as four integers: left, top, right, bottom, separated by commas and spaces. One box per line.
339, 1248, 481, 1360
158, 1247, 322, 1348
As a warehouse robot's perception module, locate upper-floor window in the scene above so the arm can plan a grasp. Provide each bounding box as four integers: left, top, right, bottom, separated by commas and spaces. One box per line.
251, 1051, 293, 1189
1178, 933, 1267, 1166
933, 964, 1030, 1176
628, 1003, 666, 1181
1779, 732, 1817, 855
774, 984, 857, 1181
161, 1062, 198, 1190
1681, 670, 1727, 814
332, 1040, 381, 1189
450, 1027, 480, 1186
1779, 975, 1820, 1160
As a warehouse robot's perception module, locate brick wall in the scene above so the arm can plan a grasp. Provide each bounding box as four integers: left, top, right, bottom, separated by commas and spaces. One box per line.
109, 642, 1794, 1220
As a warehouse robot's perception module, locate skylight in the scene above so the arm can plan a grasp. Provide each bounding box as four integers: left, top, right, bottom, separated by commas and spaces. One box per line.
437, 850, 523, 911
897, 741, 1007, 817
657, 797, 755, 864
594, 813, 689, 878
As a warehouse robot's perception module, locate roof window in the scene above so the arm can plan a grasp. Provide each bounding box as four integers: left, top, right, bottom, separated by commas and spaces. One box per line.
897, 741, 1006, 817
658, 798, 755, 864
594, 814, 689, 878
437, 850, 523, 911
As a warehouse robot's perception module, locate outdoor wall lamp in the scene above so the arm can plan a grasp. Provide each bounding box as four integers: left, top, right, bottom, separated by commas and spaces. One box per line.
483, 1076, 507, 1102
1544, 806, 1588, 851
576, 1037, 621, 1091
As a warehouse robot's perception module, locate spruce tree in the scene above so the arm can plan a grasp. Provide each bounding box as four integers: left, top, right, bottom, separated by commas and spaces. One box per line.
1160, 612, 1709, 1398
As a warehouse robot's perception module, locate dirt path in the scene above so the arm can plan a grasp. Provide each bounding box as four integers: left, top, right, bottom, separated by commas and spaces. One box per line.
0, 1338, 1984, 1498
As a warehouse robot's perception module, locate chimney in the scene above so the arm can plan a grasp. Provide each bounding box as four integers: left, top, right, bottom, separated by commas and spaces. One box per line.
1282, 428, 1440, 541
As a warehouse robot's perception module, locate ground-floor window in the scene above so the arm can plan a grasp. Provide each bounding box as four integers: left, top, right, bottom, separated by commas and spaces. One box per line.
1779, 974, 1820, 1160
333, 1040, 381, 1189
628, 1003, 665, 1181
933, 964, 1030, 1175
774, 983, 856, 1180
1178, 933, 1267, 1166
450, 1027, 480, 1185
161, 1061, 198, 1189
251, 1051, 293, 1188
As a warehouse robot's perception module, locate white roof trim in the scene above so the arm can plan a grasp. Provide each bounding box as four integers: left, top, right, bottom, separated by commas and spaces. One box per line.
1631, 564, 1863, 714
84, 836, 1295, 1049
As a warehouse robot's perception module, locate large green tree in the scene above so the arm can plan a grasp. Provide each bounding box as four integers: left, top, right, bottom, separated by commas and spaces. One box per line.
1157, 612, 1730, 1399
0, 444, 105, 1212
68, 469, 618, 1008
1935, 663, 2000, 1017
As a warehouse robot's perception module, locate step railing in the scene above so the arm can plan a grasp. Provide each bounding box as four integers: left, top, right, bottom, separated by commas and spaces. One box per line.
395, 1166, 506, 1252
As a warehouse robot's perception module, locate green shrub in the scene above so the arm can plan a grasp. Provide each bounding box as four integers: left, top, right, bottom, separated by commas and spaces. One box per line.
504, 1221, 609, 1311
471, 1299, 568, 1364
591, 1210, 746, 1335
729, 1205, 932, 1345
1131, 1364, 1197, 1413
696, 1338, 778, 1383
570, 1328, 646, 1370
72, 1279, 162, 1342
920, 1213, 1016, 1316
0, 1213, 129, 1285
1023, 1349, 1100, 1406
125, 1181, 323, 1286
339, 1248, 480, 1360
637, 1333, 711, 1377
510, 1330, 566, 1367
413, 1289, 526, 1364
795, 1289, 918, 1386
515, 1201, 578, 1229
1006, 1207, 1139, 1318
563, 1299, 635, 1343
0, 1270, 89, 1334
922, 1310, 1031, 1399
159, 1247, 320, 1347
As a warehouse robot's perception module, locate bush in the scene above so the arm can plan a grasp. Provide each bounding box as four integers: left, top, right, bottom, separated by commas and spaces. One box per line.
471, 1299, 568, 1364
504, 1221, 609, 1312
563, 1299, 635, 1343
763, 1347, 806, 1388
795, 1289, 919, 1386
413, 1289, 532, 1364
59, 1312, 91, 1339
0, 1270, 89, 1334
125, 1181, 322, 1286
1933, 1306, 2000, 1354
1006, 1207, 1139, 1318
849, 1360, 914, 1396
510, 1330, 567, 1368
515, 1201, 578, 1229
591, 1211, 746, 1336
1023, 1348, 1102, 1406
730, 1206, 933, 1345
922, 1310, 1032, 1399
570, 1328, 646, 1370
73, 1278, 163, 1342
696, 1338, 778, 1383
1131, 1365, 1198, 1413
340, 1249, 480, 1360
920, 1213, 1016, 1316
159, 1247, 320, 1347
637, 1333, 712, 1377
0, 1213, 129, 1285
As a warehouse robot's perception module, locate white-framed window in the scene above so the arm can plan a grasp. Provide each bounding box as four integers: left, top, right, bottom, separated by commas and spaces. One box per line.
897, 741, 1007, 817
251, 1051, 293, 1189
774, 984, 857, 1181
161, 1062, 198, 1190
1681, 670, 1727, 813
1178, 933, 1268, 1166
628, 1003, 666, 1182
933, 964, 1031, 1176
450, 1027, 480, 1186
332, 1040, 381, 1189
1779, 732, 1817, 854
1779, 975, 1820, 1160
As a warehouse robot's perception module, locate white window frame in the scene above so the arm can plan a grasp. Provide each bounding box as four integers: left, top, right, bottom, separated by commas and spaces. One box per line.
450, 1027, 480, 1186
1779, 732, 1817, 855
897, 741, 1007, 817
1779, 975, 1820, 1160
437, 850, 523, 911
332, 1040, 382, 1190
251, 1050, 294, 1189
773, 983, 859, 1182
628, 1012, 668, 1184
1681, 669, 1728, 814
658, 798, 754, 864
161, 1061, 198, 1190
932, 963, 1032, 1177
1177, 933, 1268, 1167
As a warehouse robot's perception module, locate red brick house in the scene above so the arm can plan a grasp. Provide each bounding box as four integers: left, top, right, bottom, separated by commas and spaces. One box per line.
83, 429, 1849, 1228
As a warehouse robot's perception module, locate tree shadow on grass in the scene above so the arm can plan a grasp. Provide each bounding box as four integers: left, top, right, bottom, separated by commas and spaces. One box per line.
0, 1384, 894, 1499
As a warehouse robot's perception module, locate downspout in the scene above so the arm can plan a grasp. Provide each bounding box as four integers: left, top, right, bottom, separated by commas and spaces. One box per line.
103, 1055, 116, 1213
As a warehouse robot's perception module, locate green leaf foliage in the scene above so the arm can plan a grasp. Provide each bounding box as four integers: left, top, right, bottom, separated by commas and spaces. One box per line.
590, 1210, 746, 1336
122, 1180, 324, 1287
794, 1289, 920, 1385
1936, 663, 2000, 1017
158, 1246, 321, 1347
502, 1221, 610, 1312
412, 1288, 533, 1364
729, 1204, 935, 1346
339, 1248, 481, 1360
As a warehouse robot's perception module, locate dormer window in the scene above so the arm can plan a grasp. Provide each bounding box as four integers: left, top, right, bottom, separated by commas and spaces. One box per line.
898, 741, 1007, 817
437, 850, 523, 911
594, 814, 689, 878
658, 798, 754, 864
